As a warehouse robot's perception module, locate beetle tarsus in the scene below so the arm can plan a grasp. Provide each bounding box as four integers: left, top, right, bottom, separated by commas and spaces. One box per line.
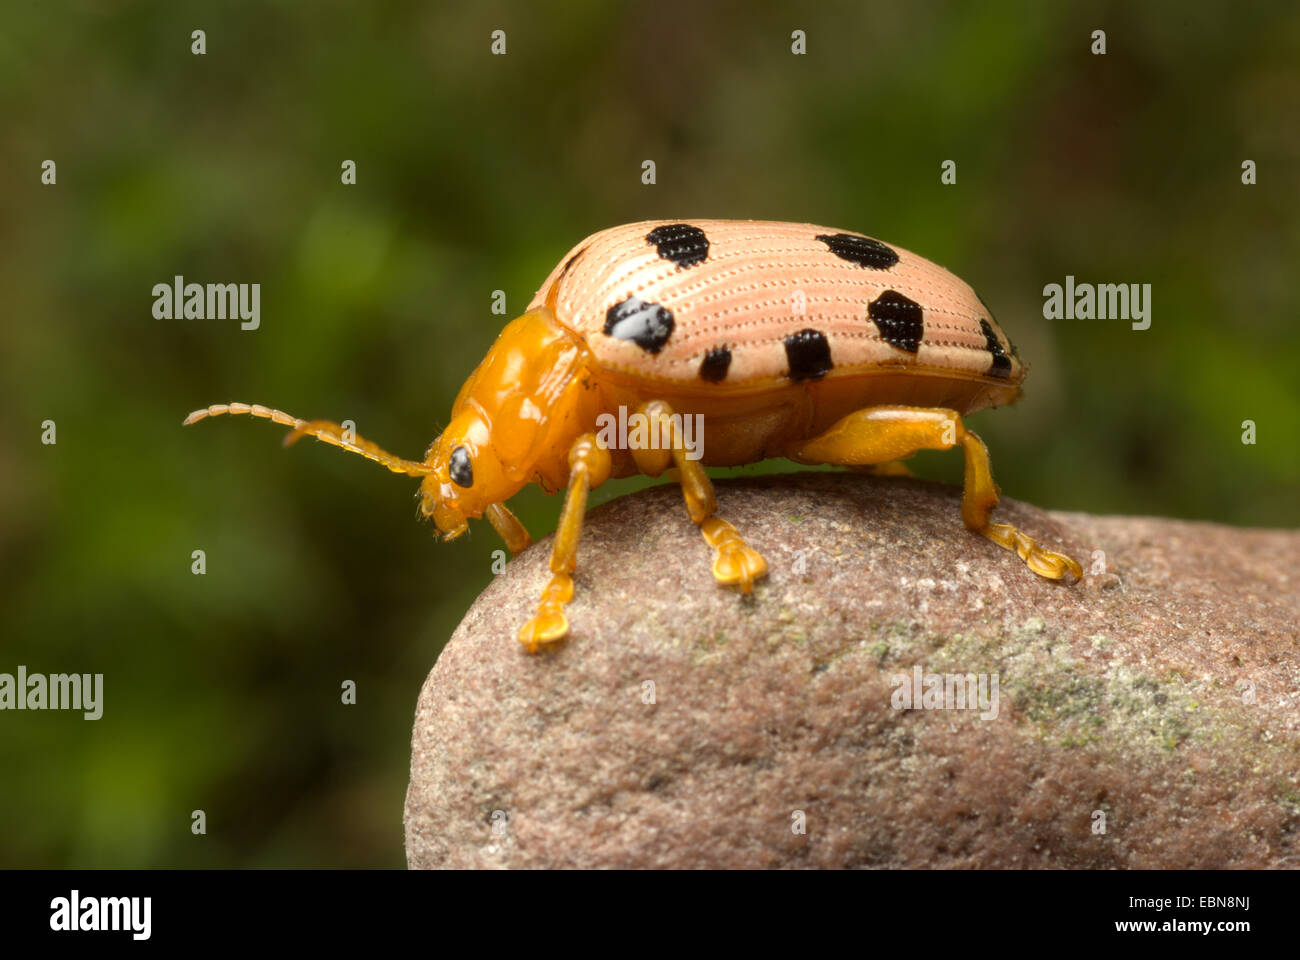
518, 573, 574, 653
701, 517, 768, 593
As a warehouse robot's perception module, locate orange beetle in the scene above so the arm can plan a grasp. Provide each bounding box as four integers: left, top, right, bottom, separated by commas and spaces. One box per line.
186, 220, 1081, 652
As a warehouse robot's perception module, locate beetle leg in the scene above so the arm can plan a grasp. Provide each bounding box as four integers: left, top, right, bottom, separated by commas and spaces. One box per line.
486, 502, 532, 555
638, 400, 769, 594
518, 433, 611, 653
791, 406, 1081, 582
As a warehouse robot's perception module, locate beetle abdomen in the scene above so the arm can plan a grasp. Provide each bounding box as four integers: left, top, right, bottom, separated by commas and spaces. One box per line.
528, 220, 1024, 409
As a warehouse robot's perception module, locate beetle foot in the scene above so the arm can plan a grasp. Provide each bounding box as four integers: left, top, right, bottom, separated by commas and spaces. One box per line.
982, 522, 1082, 582
518, 573, 574, 653
701, 517, 768, 594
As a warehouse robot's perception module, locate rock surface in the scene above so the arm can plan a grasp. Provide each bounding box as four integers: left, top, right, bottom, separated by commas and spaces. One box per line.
404, 473, 1300, 868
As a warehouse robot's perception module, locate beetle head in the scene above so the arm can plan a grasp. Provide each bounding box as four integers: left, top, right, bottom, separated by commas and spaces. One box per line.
418, 409, 511, 540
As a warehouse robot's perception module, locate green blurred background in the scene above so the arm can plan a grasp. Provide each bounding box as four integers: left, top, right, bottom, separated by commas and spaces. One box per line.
1, 1, 1296, 867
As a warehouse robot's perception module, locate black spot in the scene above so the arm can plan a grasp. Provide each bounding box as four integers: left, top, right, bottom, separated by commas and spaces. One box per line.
698, 346, 732, 382
558, 247, 586, 279
604, 296, 675, 354
783, 329, 833, 382
977, 291, 1018, 357
868, 290, 924, 354
816, 232, 899, 269
979, 319, 1012, 379
646, 223, 709, 268
450, 445, 473, 487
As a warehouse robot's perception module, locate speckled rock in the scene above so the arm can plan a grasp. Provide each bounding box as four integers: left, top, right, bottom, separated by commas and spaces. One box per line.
404, 473, 1300, 868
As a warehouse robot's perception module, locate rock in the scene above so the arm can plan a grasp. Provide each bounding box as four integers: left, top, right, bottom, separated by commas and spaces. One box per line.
404, 472, 1300, 868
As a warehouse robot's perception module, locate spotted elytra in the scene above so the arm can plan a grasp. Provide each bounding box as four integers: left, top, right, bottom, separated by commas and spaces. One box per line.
186, 219, 1082, 652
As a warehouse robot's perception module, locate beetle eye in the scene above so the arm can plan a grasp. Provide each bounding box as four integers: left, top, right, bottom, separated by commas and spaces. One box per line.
449, 445, 473, 488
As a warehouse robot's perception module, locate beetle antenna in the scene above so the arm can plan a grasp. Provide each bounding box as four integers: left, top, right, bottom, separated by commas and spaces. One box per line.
184, 402, 434, 477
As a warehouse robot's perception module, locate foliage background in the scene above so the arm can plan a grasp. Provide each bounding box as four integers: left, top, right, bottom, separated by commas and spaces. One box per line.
1, 1, 1296, 867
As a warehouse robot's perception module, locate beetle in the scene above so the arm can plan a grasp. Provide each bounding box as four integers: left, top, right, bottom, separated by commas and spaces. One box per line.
186, 219, 1081, 652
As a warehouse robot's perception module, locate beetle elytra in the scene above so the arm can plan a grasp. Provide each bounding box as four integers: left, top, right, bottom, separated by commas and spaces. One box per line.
186, 220, 1081, 652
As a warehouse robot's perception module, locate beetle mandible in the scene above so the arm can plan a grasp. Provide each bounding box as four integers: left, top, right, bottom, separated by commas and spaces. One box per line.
186, 219, 1082, 652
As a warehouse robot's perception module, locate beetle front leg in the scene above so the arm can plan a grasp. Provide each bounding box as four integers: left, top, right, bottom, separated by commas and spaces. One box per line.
518, 433, 611, 653
792, 406, 1081, 581
485, 502, 532, 555
635, 400, 768, 594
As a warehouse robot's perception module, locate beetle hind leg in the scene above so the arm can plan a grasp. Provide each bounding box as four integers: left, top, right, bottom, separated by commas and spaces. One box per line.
951, 427, 1081, 581
635, 400, 768, 593
791, 405, 1081, 582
